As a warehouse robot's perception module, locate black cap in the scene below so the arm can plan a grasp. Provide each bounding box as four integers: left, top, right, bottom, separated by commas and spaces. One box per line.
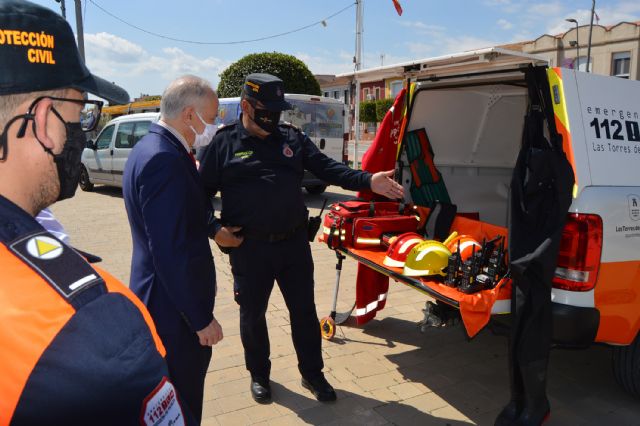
0, 0, 129, 104
243, 73, 292, 111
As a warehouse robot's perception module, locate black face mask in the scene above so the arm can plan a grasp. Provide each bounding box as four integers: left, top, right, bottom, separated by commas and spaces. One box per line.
49, 117, 86, 201
10, 107, 86, 202
251, 108, 281, 134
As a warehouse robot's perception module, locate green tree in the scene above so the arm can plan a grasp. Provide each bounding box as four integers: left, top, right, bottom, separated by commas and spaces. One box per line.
375, 98, 394, 122
217, 52, 321, 97
359, 100, 377, 123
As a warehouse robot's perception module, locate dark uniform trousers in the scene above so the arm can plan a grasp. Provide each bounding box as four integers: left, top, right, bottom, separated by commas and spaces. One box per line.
230, 228, 323, 379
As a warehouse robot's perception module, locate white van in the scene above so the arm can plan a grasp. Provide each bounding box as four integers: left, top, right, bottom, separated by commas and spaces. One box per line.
216, 94, 348, 194
334, 57, 640, 396
79, 112, 159, 191
81, 95, 347, 194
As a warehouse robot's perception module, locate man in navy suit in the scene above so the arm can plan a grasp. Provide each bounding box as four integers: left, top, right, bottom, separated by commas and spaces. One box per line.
123, 75, 237, 423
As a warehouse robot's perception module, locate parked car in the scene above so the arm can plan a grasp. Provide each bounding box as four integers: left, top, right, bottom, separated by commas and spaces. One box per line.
80, 112, 159, 191
81, 95, 348, 194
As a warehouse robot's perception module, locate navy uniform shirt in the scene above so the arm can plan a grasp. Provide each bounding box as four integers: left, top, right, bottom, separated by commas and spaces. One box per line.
199, 117, 372, 234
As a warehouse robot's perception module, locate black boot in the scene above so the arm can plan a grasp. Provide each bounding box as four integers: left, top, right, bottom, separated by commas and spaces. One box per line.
495, 330, 524, 426
513, 359, 550, 426
495, 399, 522, 426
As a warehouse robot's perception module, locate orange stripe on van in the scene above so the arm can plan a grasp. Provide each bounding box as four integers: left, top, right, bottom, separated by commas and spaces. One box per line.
95, 265, 166, 357
594, 260, 640, 345
547, 67, 578, 194
0, 245, 75, 425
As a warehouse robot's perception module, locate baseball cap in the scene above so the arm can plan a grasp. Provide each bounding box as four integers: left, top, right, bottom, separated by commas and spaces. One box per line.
243, 73, 292, 111
0, 0, 129, 104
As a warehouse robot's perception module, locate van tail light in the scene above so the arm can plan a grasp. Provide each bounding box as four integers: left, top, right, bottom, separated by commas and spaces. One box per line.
552, 213, 603, 292
342, 134, 349, 164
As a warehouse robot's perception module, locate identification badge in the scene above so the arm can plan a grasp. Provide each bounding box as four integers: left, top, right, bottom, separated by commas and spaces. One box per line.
141, 377, 185, 426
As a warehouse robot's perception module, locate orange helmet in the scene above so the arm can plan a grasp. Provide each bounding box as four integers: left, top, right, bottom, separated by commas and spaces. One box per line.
383, 232, 425, 268
446, 235, 481, 262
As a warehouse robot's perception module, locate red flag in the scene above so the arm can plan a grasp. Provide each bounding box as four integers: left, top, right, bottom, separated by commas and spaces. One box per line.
357, 87, 407, 200
392, 0, 403, 16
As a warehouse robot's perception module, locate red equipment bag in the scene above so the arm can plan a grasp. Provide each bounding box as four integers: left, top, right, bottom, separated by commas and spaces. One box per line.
320, 200, 411, 249
352, 215, 419, 248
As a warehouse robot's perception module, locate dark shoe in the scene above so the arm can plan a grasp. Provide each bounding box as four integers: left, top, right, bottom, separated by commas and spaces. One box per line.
301, 374, 337, 402
250, 377, 271, 404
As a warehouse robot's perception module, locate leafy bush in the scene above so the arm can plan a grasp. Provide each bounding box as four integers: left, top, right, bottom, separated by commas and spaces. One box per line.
217, 52, 321, 97
359, 100, 377, 123
375, 98, 394, 122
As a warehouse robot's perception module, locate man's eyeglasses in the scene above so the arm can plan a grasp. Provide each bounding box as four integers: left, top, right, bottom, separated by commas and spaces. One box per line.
26, 96, 104, 132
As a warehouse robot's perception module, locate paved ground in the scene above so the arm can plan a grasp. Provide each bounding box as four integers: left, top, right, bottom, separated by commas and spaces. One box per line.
51, 185, 640, 425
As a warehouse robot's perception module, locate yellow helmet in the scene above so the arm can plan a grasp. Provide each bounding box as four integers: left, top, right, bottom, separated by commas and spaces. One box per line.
403, 240, 452, 277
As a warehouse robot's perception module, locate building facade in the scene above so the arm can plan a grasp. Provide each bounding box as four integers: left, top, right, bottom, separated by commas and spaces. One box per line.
522, 22, 639, 79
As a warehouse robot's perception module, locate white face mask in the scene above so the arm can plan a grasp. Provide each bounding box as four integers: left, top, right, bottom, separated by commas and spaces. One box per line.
190, 111, 217, 148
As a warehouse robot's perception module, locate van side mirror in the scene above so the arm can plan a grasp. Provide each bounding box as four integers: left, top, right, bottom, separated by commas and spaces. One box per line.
86, 139, 96, 150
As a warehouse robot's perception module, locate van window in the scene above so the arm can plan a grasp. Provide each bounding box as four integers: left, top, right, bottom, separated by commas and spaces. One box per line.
95, 125, 115, 150
115, 122, 135, 148
216, 102, 241, 126
132, 121, 152, 145
315, 104, 343, 139
284, 100, 343, 140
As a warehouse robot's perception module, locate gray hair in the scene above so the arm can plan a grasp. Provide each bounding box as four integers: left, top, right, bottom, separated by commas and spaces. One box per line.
160, 75, 216, 120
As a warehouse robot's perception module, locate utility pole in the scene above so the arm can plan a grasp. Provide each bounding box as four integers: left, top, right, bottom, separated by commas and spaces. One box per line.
353, 0, 363, 169
74, 0, 85, 62
586, 0, 595, 73
54, 0, 66, 18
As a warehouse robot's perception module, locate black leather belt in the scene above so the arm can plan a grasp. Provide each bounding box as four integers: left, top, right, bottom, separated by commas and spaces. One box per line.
242, 220, 308, 243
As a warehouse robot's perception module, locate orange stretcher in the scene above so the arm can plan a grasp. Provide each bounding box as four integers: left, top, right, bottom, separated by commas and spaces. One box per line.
320, 214, 512, 339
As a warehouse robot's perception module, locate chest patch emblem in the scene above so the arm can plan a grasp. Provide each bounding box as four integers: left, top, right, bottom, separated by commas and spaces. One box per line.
282, 143, 293, 158
235, 150, 253, 159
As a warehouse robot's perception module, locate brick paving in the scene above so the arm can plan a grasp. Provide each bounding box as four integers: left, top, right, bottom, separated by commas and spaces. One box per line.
51, 185, 640, 425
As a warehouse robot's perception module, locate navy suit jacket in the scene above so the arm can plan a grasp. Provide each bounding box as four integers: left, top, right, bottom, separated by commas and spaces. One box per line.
123, 123, 216, 336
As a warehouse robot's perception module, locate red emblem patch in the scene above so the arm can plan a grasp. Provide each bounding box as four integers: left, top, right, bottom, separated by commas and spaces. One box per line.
283, 143, 294, 158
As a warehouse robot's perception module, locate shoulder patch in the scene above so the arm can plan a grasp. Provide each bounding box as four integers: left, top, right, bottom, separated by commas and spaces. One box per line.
8, 231, 106, 308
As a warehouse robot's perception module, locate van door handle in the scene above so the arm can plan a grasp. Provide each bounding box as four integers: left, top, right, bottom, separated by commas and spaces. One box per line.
110, 149, 114, 156
319, 138, 326, 149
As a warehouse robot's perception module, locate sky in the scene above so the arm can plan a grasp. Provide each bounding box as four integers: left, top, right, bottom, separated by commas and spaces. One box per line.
32, 0, 640, 102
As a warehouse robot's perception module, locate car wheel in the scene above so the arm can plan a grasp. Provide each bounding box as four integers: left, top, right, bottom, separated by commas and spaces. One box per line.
305, 185, 327, 195
78, 165, 94, 192
612, 332, 640, 397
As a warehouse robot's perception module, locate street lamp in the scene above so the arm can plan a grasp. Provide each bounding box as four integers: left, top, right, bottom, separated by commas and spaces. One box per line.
586, 0, 596, 73
565, 18, 580, 70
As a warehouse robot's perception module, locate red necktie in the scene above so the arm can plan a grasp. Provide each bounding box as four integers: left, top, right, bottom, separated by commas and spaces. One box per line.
189, 152, 197, 166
